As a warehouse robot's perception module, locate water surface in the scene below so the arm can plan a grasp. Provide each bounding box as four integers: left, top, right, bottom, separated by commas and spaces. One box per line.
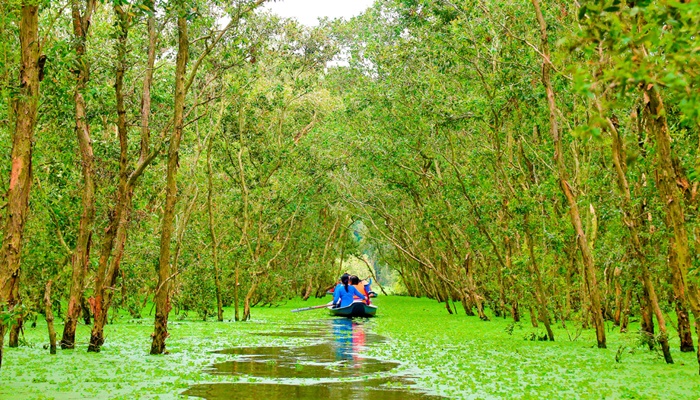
183, 318, 443, 400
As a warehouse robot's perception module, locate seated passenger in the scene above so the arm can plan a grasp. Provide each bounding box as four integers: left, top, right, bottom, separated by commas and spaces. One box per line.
333, 274, 366, 308
351, 275, 369, 304
363, 277, 377, 298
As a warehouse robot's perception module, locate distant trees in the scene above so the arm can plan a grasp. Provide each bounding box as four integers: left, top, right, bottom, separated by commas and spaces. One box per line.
323, 0, 700, 373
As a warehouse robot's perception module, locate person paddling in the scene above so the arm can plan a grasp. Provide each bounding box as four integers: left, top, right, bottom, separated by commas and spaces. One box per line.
333, 273, 365, 308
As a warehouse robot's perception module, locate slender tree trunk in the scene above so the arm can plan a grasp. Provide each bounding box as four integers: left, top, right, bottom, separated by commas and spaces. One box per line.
675, 298, 695, 352
505, 240, 520, 322
207, 133, 223, 322
564, 245, 576, 323
80, 295, 91, 325
151, 5, 262, 330
463, 254, 488, 320
619, 288, 632, 333
243, 280, 258, 321
88, 2, 158, 352
511, 301, 520, 322
580, 260, 590, 330
8, 279, 21, 347
531, 0, 605, 348
638, 291, 655, 350
88, 191, 132, 352
0, 3, 41, 368
234, 266, 240, 322
613, 271, 622, 326
605, 108, 672, 362
529, 305, 539, 328
151, 14, 188, 355
44, 280, 56, 355
668, 236, 694, 352
444, 296, 454, 315
138, 0, 157, 167
644, 85, 700, 372
524, 215, 554, 341
642, 272, 672, 362
461, 291, 475, 316
357, 255, 388, 296
302, 277, 313, 301
496, 263, 505, 317
62, 0, 98, 350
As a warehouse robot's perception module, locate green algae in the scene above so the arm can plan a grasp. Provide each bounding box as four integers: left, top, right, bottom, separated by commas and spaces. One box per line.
0, 296, 698, 399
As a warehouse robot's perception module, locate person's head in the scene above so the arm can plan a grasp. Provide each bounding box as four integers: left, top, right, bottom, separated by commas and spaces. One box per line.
350, 276, 360, 285
340, 273, 350, 286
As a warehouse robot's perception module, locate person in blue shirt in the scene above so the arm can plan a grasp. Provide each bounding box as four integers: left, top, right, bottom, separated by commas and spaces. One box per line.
333, 273, 365, 308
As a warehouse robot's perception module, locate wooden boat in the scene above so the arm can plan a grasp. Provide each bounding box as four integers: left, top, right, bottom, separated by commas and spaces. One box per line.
329, 301, 377, 318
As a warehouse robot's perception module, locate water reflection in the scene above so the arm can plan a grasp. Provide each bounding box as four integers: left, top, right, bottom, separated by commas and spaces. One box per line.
332, 318, 354, 361
184, 380, 444, 400
183, 319, 443, 400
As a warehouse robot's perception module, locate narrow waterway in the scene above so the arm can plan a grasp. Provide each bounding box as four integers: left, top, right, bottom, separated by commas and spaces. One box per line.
183, 318, 443, 399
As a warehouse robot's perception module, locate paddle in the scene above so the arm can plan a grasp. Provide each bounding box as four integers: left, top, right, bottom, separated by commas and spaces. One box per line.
291, 303, 332, 313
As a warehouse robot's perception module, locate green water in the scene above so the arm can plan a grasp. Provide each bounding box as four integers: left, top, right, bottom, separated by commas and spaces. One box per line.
183, 319, 441, 399
0, 296, 698, 399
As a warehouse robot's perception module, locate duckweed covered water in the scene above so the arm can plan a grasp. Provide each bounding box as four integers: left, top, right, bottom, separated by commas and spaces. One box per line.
184, 380, 443, 400
1, 296, 698, 399
183, 319, 441, 399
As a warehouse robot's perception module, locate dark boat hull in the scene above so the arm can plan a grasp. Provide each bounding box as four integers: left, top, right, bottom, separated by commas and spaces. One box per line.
329, 301, 377, 318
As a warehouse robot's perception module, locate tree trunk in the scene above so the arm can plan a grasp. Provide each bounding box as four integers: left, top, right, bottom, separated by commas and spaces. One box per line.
463, 254, 487, 320
605, 106, 672, 362
644, 84, 700, 372
243, 280, 258, 321
642, 271, 672, 362
675, 299, 695, 352
619, 288, 632, 333
302, 277, 313, 301
498, 237, 511, 318
62, 0, 98, 350
44, 280, 56, 355
505, 243, 520, 322
88, 2, 158, 353
638, 291, 655, 350
234, 266, 240, 322
0, 3, 40, 369
207, 133, 224, 322
668, 237, 694, 352
88, 190, 132, 352
531, 0, 605, 348
495, 267, 504, 318
524, 215, 554, 341
509, 279, 521, 323
613, 272, 622, 326
561, 251, 575, 326
80, 295, 91, 325
8, 279, 21, 347
151, 14, 188, 355
444, 297, 454, 315
461, 291, 475, 316
529, 305, 538, 328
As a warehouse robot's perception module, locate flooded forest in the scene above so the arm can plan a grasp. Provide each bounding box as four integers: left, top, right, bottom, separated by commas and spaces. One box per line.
1, 0, 700, 398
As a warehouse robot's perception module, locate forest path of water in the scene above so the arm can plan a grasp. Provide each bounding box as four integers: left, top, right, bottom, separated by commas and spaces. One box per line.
183, 318, 443, 399
1, 296, 699, 399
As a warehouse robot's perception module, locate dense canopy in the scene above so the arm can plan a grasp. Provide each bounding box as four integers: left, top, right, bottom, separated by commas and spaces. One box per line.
1, 0, 700, 396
